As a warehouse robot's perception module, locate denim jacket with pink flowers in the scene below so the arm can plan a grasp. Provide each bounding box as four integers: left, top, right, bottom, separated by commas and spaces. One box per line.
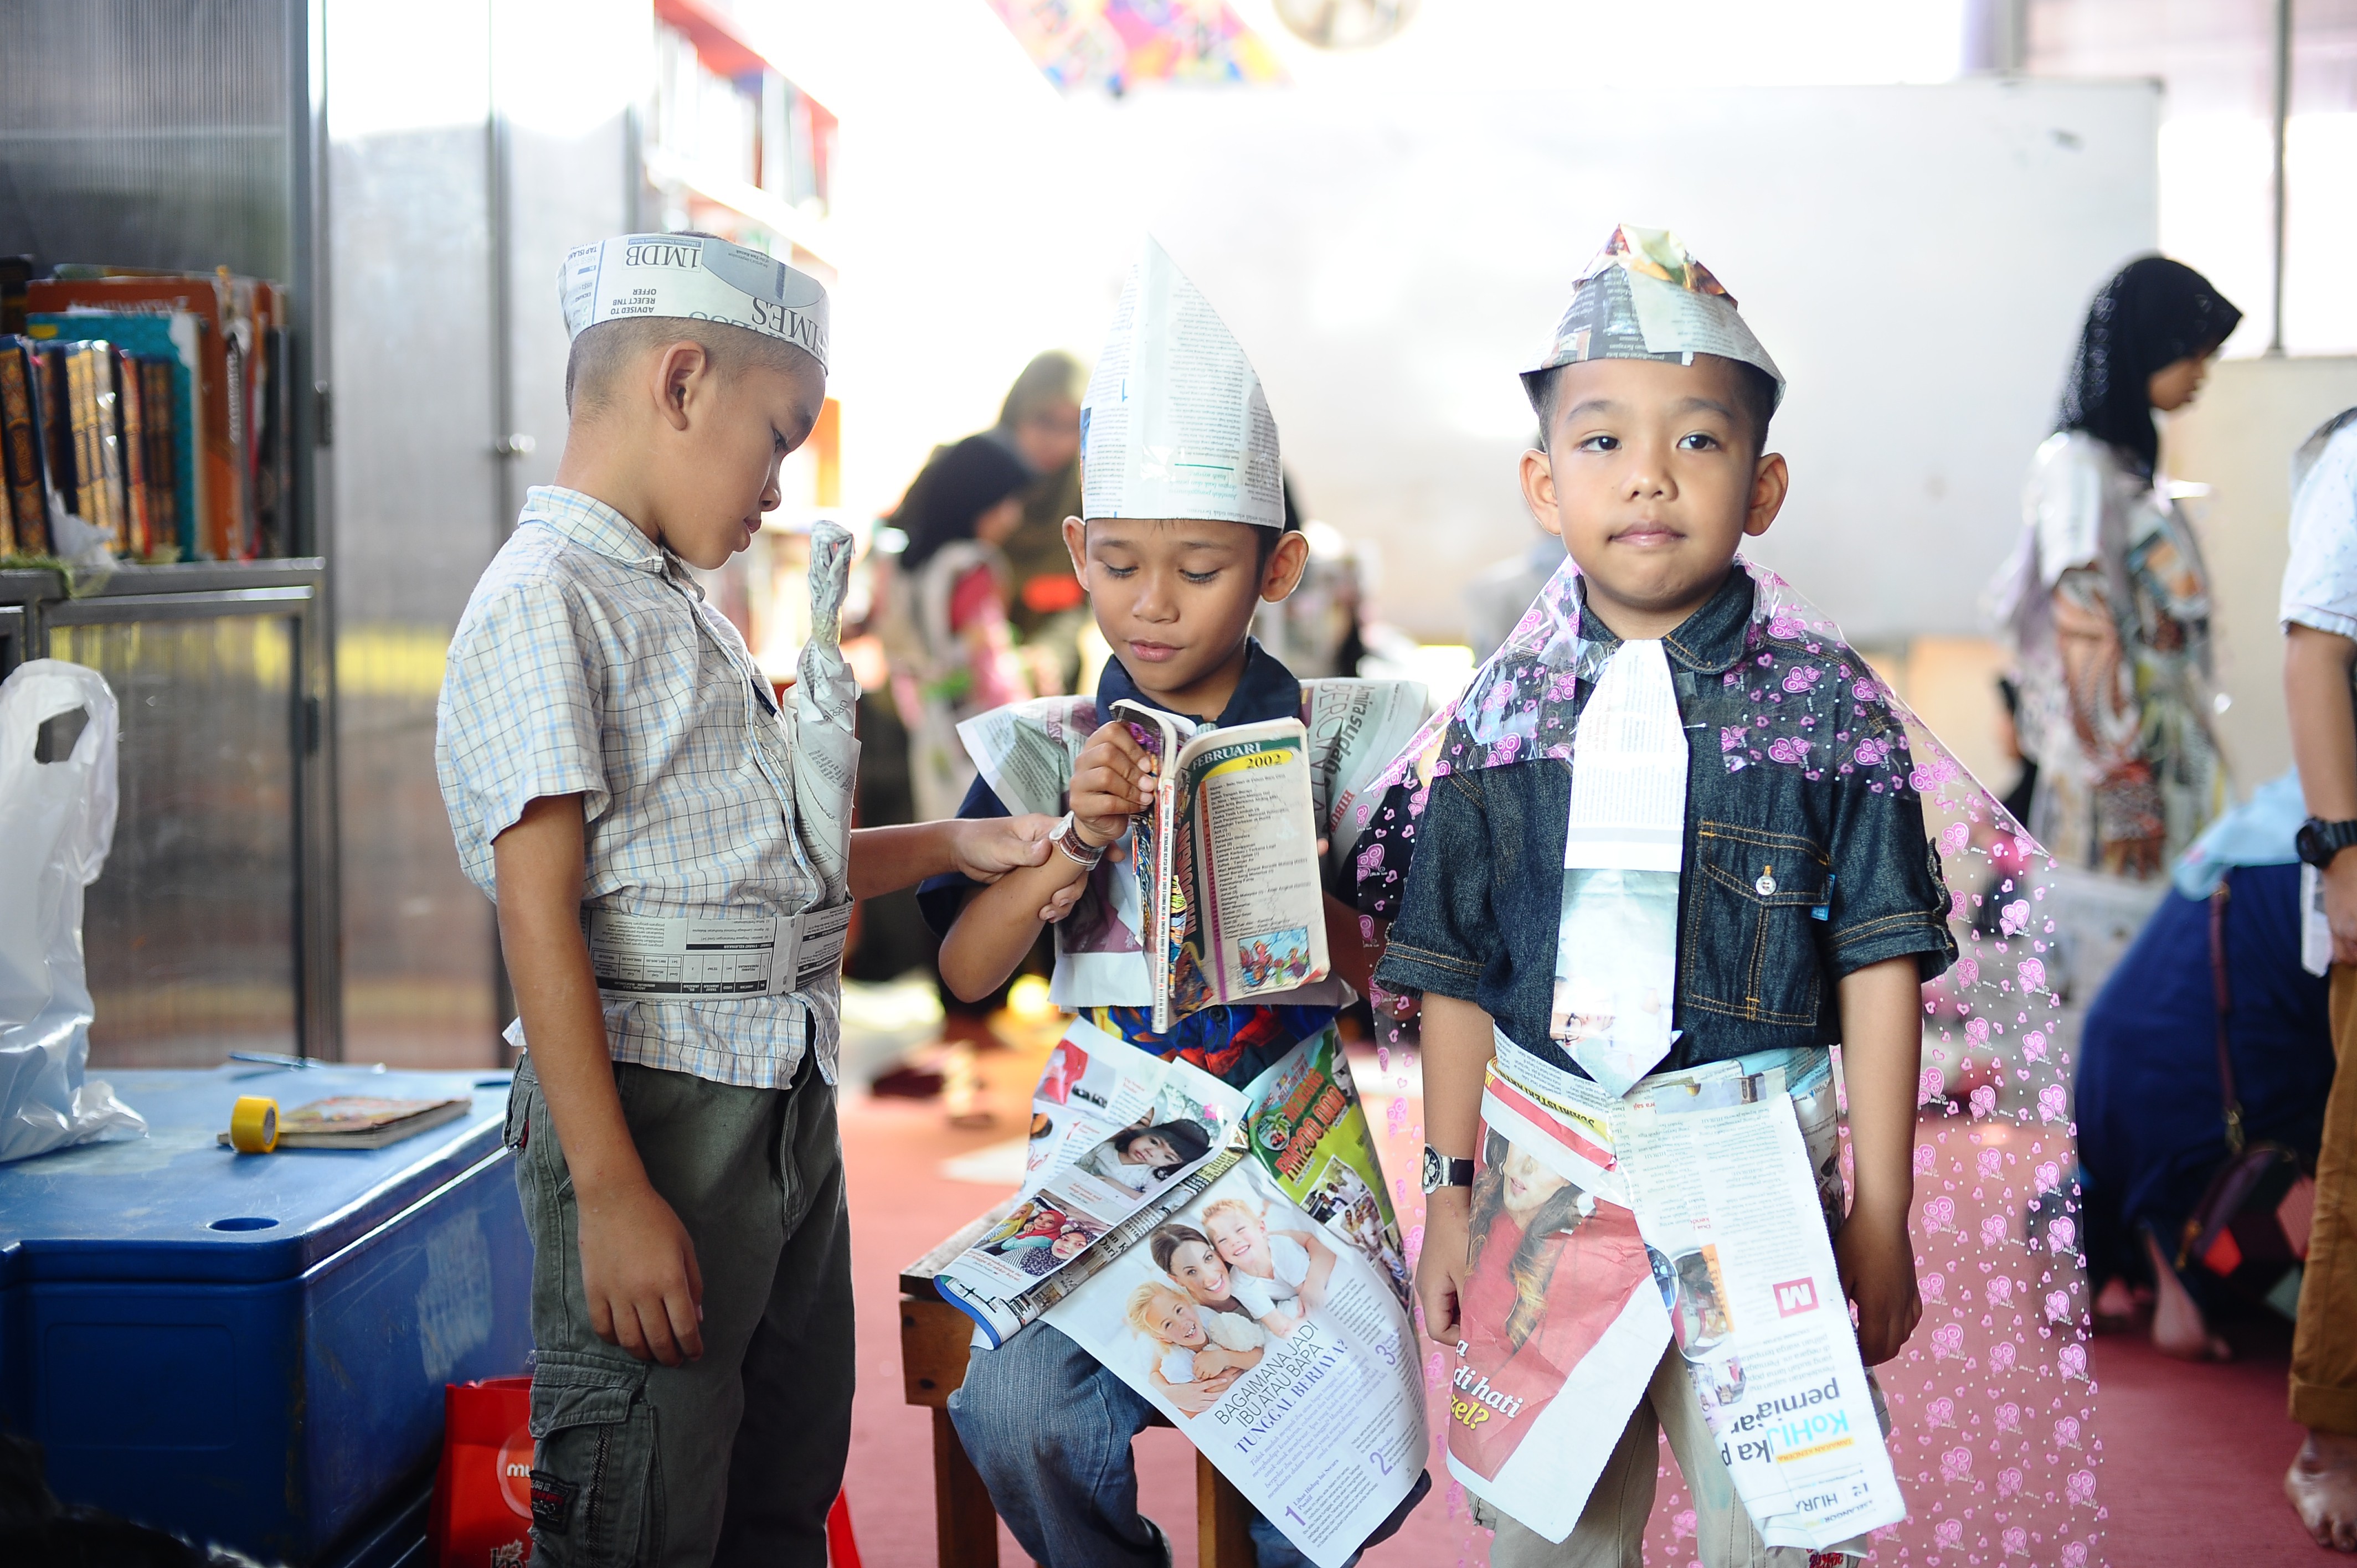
1370, 566, 1955, 1075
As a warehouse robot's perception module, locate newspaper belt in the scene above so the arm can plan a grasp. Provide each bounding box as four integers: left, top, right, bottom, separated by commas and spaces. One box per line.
585, 904, 852, 998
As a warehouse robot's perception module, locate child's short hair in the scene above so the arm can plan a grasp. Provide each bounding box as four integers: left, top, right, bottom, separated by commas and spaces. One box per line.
564, 314, 820, 416
1126, 1280, 1189, 1337
1529, 353, 1778, 458
1199, 1197, 1259, 1232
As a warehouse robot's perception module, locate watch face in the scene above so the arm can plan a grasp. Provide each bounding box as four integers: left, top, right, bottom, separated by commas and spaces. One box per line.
1420, 1145, 1442, 1192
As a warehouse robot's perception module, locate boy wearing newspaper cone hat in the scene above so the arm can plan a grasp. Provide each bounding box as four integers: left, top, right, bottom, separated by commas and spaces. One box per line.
918, 238, 1433, 1566
1360, 225, 1960, 1564
435, 232, 1067, 1566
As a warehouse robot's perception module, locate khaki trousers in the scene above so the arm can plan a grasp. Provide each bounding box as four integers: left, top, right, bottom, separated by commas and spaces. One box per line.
2292, 965, 2357, 1434
1480, 1344, 1870, 1568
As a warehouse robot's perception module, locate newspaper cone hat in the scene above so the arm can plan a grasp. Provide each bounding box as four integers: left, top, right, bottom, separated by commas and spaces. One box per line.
1081, 238, 1284, 528
1522, 224, 1783, 411
560, 233, 829, 374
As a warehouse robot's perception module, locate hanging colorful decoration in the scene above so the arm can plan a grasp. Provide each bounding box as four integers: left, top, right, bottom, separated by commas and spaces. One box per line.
985, 0, 1287, 93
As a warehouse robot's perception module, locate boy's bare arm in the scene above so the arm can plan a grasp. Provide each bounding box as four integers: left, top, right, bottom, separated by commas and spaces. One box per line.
940, 720, 1155, 1001
1413, 992, 1497, 1343
1833, 954, 1927, 1365
493, 794, 704, 1368
2287, 623, 2357, 964
846, 815, 1056, 901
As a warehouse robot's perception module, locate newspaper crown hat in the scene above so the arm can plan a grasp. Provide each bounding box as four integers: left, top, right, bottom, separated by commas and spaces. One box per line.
560, 233, 829, 375
1522, 224, 1783, 413
1081, 238, 1284, 528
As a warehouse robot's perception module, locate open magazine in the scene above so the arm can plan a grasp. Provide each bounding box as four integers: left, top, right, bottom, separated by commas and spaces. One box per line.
1450, 1036, 1906, 1551
952, 680, 1429, 1012
935, 1021, 1424, 1568
1113, 700, 1327, 1031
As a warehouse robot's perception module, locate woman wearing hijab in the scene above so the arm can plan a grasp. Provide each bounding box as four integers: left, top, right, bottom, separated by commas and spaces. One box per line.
878, 434, 1039, 821
1992, 257, 2243, 881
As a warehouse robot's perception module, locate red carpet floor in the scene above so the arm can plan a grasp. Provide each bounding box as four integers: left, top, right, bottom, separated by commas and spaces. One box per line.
837, 1069, 2331, 1567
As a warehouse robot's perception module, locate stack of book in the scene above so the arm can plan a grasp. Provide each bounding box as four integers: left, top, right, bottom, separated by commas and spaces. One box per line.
0, 264, 291, 563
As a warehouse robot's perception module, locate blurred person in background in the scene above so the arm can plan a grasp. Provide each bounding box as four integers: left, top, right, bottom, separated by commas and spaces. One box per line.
2281, 406, 2357, 1551
1991, 257, 2241, 883
991, 350, 1092, 690
2073, 772, 2332, 1363
1463, 446, 1569, 662
876, 434, 1039, 822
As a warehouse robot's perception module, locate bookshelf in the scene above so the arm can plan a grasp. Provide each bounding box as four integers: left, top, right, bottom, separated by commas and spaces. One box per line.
0, 0, 338, 1069
642, 0, 850, 682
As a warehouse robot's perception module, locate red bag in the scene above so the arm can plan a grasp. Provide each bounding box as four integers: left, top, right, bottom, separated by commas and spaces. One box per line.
429, 1375, 535, 1568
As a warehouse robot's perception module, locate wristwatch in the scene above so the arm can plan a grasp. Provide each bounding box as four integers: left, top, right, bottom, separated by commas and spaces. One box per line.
1050, 810, 1108, 869
2297, 817, 2357, 870
1421, 1146, 1475, 1195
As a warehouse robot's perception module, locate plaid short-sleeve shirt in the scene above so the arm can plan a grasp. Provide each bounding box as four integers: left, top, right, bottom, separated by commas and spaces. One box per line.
435, 485, 837, 1087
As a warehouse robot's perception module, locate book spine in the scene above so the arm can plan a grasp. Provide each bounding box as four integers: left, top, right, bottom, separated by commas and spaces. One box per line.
143, 360, 178, 556
0, 342, 43, 554
116, 348, 150, 558
61, 345, 112, 550
35, 347, 74, 535
87, 346, 127, 553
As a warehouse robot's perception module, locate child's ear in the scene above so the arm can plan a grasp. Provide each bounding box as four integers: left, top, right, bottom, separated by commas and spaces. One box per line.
1743, 452, 1790, 539
652, 340, 713, 432
1260, 529, 1311, 602
1519, 448, 1565, 538
1061, 516, 1089, 579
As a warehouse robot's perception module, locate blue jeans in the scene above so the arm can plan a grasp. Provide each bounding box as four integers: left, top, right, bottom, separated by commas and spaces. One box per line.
948, 1319, 1429, 1567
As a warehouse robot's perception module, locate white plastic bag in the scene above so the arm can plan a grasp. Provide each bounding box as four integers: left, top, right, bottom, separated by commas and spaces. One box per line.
0, 658, 144, 1162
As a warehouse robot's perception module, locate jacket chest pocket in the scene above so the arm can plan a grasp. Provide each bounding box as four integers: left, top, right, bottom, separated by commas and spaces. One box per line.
1683, 822, 1830, 1027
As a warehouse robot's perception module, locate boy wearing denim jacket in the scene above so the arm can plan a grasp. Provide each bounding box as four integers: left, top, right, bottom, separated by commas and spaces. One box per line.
1367, 227, 1955, 1566
917, 239, 1430, 1567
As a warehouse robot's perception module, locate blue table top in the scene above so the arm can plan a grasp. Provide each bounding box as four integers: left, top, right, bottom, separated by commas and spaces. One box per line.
0, 1065, 513, 1287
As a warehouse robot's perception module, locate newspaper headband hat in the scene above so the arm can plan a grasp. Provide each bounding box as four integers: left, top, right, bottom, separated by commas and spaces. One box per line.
560, 233, 829, 375
1522, 224, 1784, 413
1080, 238, 1284, 528
1352, 553, 2108, 1565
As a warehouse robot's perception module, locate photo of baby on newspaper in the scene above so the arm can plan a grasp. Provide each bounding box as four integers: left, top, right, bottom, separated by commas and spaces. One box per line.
1451, 1127, 1652, 1482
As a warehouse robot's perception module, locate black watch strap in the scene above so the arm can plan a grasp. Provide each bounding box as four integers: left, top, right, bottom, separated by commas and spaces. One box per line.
2299, 817, 2357, 869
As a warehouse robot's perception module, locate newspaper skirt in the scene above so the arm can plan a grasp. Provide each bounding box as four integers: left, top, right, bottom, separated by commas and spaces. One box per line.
1448, 1037, 1901, 1553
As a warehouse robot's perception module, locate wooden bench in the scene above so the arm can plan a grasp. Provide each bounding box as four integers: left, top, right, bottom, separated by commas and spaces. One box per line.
899, 1204, 1254, 1567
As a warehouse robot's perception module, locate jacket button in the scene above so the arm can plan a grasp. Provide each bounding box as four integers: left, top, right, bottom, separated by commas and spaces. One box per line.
1755, 870, 1777, 897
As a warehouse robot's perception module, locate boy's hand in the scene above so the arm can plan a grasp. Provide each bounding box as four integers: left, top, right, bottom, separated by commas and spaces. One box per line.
1071, 720, 1156, 845
949, 813, 1057, 884
577, 1177, 706, 1366
1835, 1209, 1921, 1365
1416, 1188, 1474, 1343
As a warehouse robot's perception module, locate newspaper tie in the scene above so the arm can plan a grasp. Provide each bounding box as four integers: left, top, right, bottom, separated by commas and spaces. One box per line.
1551, 639, 1686, 1095
792, 520, 860, 906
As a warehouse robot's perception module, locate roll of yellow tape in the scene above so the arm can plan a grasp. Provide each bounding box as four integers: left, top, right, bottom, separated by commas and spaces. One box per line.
229, 1096, 279, 1154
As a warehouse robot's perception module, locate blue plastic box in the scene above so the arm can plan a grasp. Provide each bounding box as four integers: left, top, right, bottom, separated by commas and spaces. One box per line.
0, 1065, 533, 1564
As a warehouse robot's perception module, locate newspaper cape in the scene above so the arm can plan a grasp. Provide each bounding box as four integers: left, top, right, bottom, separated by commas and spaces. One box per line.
938, 1020, 1424, 1568
954, 681, 1429, 1010
1450, 1035, 1905, 1551
1114, 700, 1328, 1031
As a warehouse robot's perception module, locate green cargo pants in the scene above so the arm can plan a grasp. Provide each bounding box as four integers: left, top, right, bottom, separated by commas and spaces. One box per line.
507, 1050, 853, 1568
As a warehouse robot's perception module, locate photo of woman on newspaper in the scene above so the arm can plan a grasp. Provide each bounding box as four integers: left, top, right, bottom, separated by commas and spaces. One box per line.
1155, 1221, 1308, 1340
1454, 1129, 1652, 1482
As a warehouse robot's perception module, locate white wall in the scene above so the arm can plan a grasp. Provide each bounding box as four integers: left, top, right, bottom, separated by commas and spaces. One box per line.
2164, 355, 2357, 792
1094, 80, 2160, 644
